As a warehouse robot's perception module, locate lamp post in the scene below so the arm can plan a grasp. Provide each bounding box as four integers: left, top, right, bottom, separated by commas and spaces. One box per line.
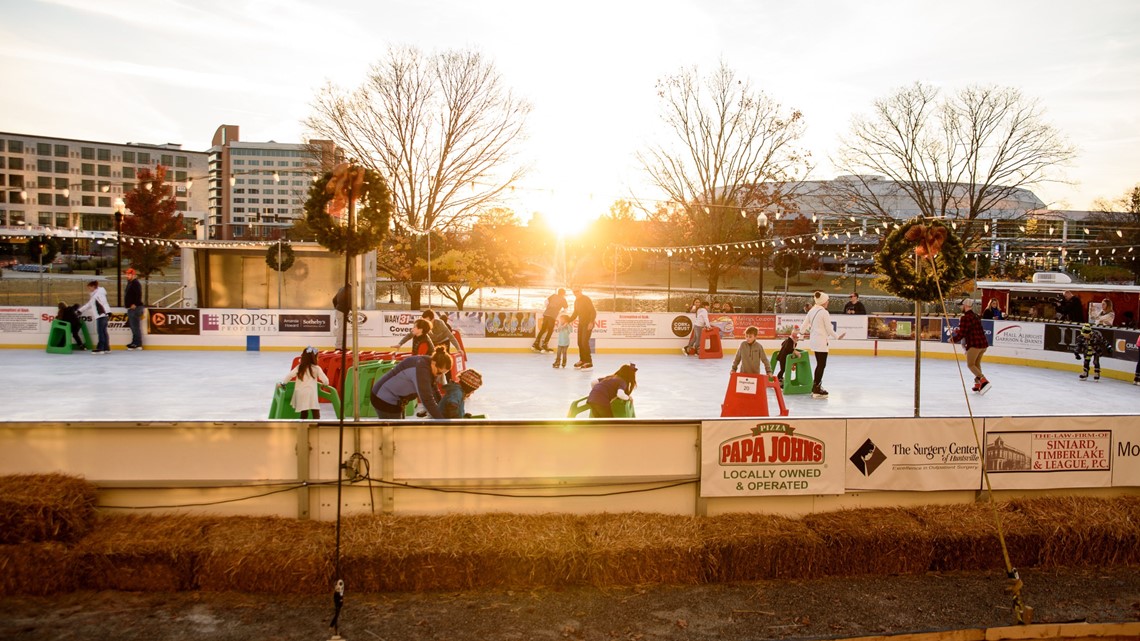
757, 212, 769, 313
114, 199, 125, 306
666, 250, 673, 312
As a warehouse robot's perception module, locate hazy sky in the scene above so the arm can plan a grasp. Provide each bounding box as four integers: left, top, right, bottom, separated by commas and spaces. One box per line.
2, 0, 1138, 229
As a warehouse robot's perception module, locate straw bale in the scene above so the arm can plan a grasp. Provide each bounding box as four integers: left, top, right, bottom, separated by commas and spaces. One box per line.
700, 512, 825, 582
197, 517, 335, 593
802, 507, 933, 577
579, 513, 703, 586
0, 542, 79, 595
341, 513, 585, 592
0, 474, 97, 544
1010, 496, 1140, 567
74, 514, 217, 592
906, 502, 1042, 572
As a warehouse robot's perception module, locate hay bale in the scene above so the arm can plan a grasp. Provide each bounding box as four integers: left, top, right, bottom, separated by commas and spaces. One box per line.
75, 514, 216, 592
342, 513, 585, 592
580, 513, 703, 586
701, 512, 825, 582
1011, 496, 1140, 567
907, 502, 1044, 572
802, 507, 933, 577
197, 517, 334, 593
0, 542, 80, 595
0, 474, 97, 544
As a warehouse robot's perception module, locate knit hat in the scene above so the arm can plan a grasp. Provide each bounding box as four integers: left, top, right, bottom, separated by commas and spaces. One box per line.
1081, 323, 1092, 334
814, 291, 829, 307
458, 369, 483, 392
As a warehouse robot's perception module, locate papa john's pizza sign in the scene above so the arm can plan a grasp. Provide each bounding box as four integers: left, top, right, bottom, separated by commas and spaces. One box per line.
701, 419, 845, 497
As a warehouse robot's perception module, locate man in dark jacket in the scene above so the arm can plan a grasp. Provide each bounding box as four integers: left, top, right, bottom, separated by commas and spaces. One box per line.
124, 268, 145, 350
951, 298, 991, 394
533, 288, 567, 353
1059, 291, 1084, 323
567, 288, 597, 370
369, 353, 447, 419
843, 292, 867, 315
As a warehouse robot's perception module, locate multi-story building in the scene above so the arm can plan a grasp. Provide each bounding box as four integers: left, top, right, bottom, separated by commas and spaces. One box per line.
206, 125, 334, 241
0, 131, 208, 233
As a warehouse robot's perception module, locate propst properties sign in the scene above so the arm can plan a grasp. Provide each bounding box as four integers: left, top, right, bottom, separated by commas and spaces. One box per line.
701, 420, 844, 497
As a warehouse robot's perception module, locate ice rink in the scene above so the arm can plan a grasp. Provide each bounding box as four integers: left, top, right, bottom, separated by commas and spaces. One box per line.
2, 346, 1138, 422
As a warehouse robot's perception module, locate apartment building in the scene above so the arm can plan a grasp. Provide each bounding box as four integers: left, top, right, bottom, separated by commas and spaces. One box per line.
0, 132, 208, 233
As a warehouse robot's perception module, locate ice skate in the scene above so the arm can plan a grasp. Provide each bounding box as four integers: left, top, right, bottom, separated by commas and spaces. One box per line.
573, 361, 583, 369
579, 362, 593, 370
811, 385, 828, 398
1094, 374, 1100, 381
977, 379, 992, 395
1079, 372, 1089, 381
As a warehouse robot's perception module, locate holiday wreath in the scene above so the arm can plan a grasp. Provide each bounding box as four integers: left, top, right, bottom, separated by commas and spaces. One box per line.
265, 241, 295, 272
874, 219, 965, 302
303, 165, 392, 256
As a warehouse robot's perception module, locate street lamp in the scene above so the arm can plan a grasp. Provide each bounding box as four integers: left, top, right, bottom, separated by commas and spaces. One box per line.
114, 198, 125, 306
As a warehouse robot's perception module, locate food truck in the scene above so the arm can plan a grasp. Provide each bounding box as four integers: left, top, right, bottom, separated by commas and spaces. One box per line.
978, 274, 1140, 327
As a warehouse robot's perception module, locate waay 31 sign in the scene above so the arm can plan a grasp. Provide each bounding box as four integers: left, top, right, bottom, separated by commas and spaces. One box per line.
701, 420, 845, 497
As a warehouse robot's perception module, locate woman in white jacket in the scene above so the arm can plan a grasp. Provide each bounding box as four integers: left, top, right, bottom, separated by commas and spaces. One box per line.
77, 280, 111, 354
802, 291, 845, 398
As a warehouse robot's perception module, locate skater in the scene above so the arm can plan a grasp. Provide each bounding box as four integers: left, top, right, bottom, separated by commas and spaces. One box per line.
950, 298, 991, 394
552, 313, 572, 368
441, 368, 483, 419
1072, 324, 1109, 381
56, 302, 86, 350
684, 300, 710, 356
124, 268, 144, 350
982, 298, 1004, 320
533, 288, 567, 352
802, 291, 844, 397
279, 346, 330, 419
731, 326, 771, 376
567, 287, 597, 369
422, 310, 463, 354
587, 363, 637, 418
77, 280, 111, 354
843, 292, 866, 315
394, 318, 436, 355
775, 331, 803, 382
370, 346, 452, 419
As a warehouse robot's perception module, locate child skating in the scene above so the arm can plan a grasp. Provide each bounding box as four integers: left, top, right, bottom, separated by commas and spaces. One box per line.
279, 346, 330, 419
552, 314, 572, 368
1072, 323, 1109, 381
731, 326, 771, 376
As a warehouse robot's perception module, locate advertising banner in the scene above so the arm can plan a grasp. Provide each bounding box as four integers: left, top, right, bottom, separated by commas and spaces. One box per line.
596, 313, 675, 339
982, 417, 1112, 489
1112, 422, 1140, 487
0, 307, 49, 334
200, 310, 284, 335
700, 419, 846, 497
148, 308, 200, 336
483, 311, 537, 338
991, 320, 1046, 350
278, 313, 332, 334
833, 314, 869, 341
845, 419, 982, 491
1044, 323, 1086, 356
868, 316, 944, 341
705, 314, 777, 339
1111, 330, 1139, 363
775, 314, 805, 337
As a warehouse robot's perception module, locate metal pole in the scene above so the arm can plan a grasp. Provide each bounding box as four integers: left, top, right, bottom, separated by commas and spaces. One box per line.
277, 238, 283, 309
667, 252, 672, 313
426, 230, 432, 308
115, 213, 123, 306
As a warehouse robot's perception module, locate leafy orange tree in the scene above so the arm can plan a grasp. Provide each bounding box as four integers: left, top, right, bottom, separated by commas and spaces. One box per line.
121, 165, 185, 291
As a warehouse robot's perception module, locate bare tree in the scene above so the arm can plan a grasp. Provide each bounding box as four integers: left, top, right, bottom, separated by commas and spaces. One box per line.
637, 61, 810, 296
306, 45, 531, 308
833, 82, 1075, 249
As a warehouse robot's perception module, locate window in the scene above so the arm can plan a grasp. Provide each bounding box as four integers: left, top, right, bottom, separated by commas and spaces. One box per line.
175, 156, 187, 168
54, 161, 68, 173
82, 196, 95, 207
54, 144, 67, 157
55, 194, 67, 207
81, 147, 95, 160
9, 140, 23, 153
54, 177, 68, 189
55, 213, 68, 227
234, 207, 245, 213
233, 198, 245, 203
98, 196, 111, 207
176, 201, 187, 211
9, 157, 23, 170
81, 163, 94, 176
97, 149, 111, 161
122, 151, 135, 163
97, 165, 111, 177
0, 157, 4, 169
38, 193, 52, 205
39, 213, 52, 225
38, 176, 52, 188
81, 180, 95, 192
123, 167, 135, 179
233, 159, 245, 165
174, 170, 186, 182
122, 182, 132, 193
233, 226, 244, 238
137, 152, 150, 165
37, 159, 52, 172
161, 154, 173, 167
37, 142, 51, 155
248, 160, 260, 166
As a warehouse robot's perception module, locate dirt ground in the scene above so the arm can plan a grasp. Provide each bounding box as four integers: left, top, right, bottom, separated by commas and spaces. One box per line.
2, 566, 1138, 641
